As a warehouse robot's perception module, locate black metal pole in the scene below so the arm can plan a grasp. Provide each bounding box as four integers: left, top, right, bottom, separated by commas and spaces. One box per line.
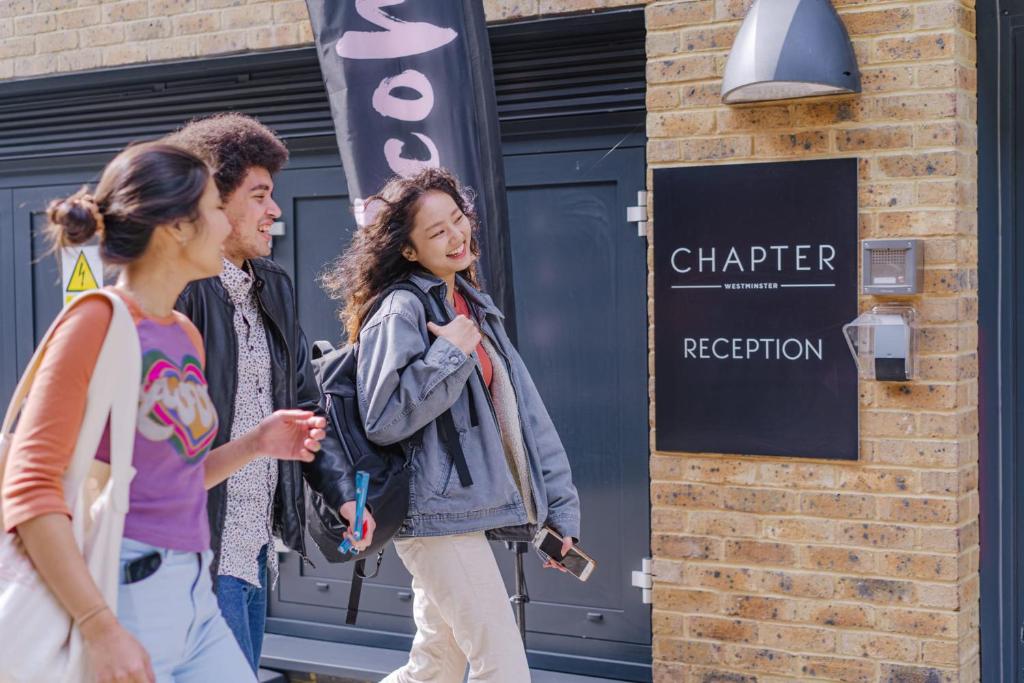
507, 541, 529, 643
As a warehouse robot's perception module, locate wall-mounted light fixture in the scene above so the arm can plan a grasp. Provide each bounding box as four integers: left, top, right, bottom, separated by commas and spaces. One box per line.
721, 0, 860, 104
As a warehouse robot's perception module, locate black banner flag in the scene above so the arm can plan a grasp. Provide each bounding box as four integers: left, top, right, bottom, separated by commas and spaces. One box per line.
304, 0, 515, 326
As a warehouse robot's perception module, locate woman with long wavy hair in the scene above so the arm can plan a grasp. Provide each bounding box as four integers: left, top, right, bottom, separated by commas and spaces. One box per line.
321, 167, 581, 682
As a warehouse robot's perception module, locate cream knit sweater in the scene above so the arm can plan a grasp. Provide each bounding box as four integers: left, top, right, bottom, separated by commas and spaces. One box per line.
480, 335, 537, 524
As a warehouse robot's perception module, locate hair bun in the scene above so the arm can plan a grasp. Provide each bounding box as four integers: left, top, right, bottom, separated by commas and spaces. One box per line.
46, 190, 104, 247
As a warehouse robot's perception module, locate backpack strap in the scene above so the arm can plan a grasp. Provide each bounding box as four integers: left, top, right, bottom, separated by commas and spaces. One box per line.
345, 560, 364, 625
373, 281, 473, 488
438, 411, 472, 487
345, 550, 384, 625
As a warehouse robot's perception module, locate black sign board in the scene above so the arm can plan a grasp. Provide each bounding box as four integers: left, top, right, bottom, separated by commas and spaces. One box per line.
653, 159, 858, 460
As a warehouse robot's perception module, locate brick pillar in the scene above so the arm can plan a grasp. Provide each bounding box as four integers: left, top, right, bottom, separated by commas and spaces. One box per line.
646, 1, 979, 681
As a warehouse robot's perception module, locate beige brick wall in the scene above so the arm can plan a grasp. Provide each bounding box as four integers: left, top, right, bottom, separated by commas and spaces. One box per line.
645, 1, 979, 681
0, 0, 650, 81
0, 0, 314, 79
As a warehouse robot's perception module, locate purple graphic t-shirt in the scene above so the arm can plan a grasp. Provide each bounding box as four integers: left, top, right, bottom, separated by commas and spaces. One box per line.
96, 303, 218, 552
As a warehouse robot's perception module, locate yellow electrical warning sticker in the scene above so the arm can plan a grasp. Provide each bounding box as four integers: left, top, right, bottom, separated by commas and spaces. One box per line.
61, 246, 102, 305
67, 251, 99, 291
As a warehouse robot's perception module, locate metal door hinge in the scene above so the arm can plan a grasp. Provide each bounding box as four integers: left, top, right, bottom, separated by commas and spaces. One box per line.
631, 557, 652, 604
626, 191, 648, 238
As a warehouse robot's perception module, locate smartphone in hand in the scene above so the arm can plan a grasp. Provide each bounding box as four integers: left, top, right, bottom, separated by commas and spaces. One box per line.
533, 527, 596, 582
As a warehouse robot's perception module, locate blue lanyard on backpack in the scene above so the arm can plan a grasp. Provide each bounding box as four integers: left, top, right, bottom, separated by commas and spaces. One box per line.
338, 470, 370, 555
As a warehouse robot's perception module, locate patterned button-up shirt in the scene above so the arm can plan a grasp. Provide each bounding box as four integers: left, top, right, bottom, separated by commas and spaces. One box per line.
217, 259, 279, 587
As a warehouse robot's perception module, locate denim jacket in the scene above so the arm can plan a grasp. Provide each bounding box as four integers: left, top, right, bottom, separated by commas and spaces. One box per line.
356, 271, 581, 541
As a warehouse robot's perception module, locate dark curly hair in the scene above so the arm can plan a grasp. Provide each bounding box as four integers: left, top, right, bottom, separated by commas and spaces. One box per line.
320, 168, 482, 343
46, 142, 210, 264
165, 113, 288, 199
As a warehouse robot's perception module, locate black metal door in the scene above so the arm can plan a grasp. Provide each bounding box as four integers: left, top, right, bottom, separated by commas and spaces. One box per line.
10, 184, 99, 372
498, 144, 650, 646
267, 141, 651, 678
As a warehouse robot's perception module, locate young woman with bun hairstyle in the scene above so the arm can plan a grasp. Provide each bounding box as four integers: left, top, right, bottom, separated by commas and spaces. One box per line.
320, 167, 582, 683
1, 142, 326, 683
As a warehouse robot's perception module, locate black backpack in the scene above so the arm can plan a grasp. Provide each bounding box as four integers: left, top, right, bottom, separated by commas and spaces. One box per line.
306, 281, 471, 622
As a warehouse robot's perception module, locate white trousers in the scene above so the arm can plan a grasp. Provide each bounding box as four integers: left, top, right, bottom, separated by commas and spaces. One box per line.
382, 532, 532, 683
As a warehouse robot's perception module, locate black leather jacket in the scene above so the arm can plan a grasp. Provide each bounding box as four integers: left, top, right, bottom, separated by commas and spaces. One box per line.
176, 258, 322, 569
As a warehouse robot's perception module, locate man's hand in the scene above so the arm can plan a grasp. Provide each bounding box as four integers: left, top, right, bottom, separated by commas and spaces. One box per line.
253, 410, 327, 462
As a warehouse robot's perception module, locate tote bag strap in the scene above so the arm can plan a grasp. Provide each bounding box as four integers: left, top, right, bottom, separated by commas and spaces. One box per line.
94, 293, 141, 508
57, 290, 139, 512
0, 291, 126, 438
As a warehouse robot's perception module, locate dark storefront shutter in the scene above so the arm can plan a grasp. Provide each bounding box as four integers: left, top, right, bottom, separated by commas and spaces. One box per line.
491, 12, 645, 121
0, 10, 643, 162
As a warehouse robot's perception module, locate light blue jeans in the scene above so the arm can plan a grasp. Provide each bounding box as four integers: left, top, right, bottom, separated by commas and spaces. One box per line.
117, 538, 256, 683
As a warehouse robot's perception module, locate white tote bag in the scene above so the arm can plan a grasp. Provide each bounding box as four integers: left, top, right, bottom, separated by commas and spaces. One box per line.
0, 290, 141, 683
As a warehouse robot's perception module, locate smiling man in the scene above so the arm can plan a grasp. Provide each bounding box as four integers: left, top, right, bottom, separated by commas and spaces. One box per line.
167, 114, 328, 673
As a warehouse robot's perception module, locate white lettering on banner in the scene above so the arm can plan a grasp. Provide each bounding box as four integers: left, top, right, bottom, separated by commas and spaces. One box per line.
682, 337, 824, 361
671, 244, 838, 274
334, 0, 456, 177
385, 133, 440, 176
335, 0, 457, 59
372, 69, 435, 121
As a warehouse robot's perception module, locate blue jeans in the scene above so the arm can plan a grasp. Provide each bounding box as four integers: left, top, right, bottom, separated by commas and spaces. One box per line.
117, 539, 255, 683
215, 545, 269, 673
